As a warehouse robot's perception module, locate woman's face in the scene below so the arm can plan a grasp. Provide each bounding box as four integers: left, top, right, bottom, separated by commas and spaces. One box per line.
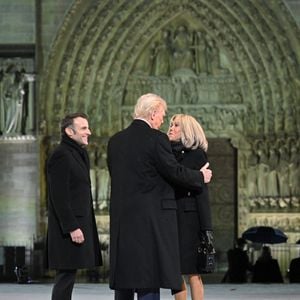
167, 117, 181, 141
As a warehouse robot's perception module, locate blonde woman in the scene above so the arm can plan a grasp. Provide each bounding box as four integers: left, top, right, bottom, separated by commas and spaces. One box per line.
168, 114, 214, 300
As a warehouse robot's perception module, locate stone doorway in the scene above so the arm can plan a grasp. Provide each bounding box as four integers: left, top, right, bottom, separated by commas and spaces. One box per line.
208, 138, 237, 274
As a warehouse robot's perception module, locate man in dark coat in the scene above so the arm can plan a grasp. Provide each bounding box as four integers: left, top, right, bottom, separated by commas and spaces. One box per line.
46, 112, 102, 300
107, 93, 212, 300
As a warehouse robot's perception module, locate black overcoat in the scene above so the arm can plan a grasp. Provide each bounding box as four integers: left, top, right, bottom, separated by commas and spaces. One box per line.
171, 142, 212, 274
46, 135, 102, 269
107, 120, 205, 290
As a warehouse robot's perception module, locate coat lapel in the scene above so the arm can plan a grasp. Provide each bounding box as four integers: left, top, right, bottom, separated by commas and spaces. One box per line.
70, 149, 91, 183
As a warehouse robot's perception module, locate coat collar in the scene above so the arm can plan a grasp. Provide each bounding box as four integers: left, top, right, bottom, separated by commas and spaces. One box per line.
61, 135, 91, 181
134, 118, 152, 128
131, 119, 152, 128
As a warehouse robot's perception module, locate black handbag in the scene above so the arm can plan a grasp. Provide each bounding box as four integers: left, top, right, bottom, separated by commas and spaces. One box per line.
197, 231, 216, 273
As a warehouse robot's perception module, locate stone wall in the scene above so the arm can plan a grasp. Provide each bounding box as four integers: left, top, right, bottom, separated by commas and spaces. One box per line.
0, 0, 35, 44
0, 138, 39, 248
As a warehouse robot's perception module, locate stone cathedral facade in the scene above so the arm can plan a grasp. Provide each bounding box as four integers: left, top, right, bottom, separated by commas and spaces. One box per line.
0, 0, 299, 280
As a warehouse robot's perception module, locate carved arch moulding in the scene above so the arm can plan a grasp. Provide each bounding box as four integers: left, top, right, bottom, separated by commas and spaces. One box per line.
38, 0, 300, 239
39, 0, 300, 140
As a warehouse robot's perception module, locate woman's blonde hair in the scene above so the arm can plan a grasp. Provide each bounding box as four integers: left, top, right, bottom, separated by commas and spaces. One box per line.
134, 93, 167, 119
170, 114, 208, 151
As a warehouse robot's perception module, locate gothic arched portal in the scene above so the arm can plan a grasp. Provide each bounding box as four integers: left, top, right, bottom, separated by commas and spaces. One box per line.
39, 0, 300, 273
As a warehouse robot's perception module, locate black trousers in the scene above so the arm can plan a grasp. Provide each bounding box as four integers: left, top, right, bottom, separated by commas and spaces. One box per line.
52, 269, 77, 300
115, 289, 160, 300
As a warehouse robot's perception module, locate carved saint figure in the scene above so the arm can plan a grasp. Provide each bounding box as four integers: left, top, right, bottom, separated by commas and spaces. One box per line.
97, 150, 110, 211
172, 25, 194, 73
0, 61, 26, 135
194, 31, 208, 74
246, 148, 258, 198
267, 147, 279, 197
153, 30, 172, 76
256, 140, 269, 198
277, 142, 290, 197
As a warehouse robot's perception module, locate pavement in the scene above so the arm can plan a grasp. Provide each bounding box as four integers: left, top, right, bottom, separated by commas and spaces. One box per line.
0, 282, 300, 299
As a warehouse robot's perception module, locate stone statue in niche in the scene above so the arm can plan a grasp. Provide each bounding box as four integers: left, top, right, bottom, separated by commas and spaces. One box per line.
0, 59, 35, 137
96, 147, 110, 212
134, 42, 156, 76
246, 148, 258, 199
193, 31, 208, 75
89, 146, 98, 210
172, 25, 195, 74
267, 146, 279, 198
152, 30, 172, 76
207, 37, 229, 76
256, 140, 269, 197
0, 61, 26, 135
277, 141, 290, 198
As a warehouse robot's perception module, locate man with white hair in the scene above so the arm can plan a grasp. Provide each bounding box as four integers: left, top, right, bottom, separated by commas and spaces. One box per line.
107, 93, 212, 300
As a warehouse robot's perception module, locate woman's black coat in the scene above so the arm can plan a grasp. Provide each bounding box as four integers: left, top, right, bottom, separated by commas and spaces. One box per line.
107, 120, 205, 290
171, 142, 212, 274
46, 135, 102, 269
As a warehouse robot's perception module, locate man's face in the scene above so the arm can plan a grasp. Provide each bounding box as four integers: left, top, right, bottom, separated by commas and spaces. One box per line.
151, 105, 166, 130
66, 117, 91, 146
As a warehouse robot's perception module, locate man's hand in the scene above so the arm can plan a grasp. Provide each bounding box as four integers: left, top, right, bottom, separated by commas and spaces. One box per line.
70, 228, 85, 244
200, 162, 212, 183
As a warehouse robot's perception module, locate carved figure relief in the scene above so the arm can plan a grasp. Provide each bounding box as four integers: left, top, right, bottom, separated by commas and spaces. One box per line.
194, 31, 208, 75
153, 30, 172, 76
123, 23, 242, 139
38, 1, 300, 276
0, 58, 35, 136
172, 25, 195, 73
134, 25, 230, 80
83, 141, 111, 214
242, 137, 299, 213
96, 149, 110, 212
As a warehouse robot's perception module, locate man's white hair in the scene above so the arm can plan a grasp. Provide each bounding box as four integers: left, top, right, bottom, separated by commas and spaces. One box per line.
134, 93, 167, 120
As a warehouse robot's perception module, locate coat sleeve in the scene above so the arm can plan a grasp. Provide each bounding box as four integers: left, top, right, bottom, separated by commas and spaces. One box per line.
186, 150, 213, 230
154, 132, 204, 190
177, 148, 213, 230
47, 151, 79, 234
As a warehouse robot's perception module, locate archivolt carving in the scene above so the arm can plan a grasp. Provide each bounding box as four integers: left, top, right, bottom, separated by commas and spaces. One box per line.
123, 75, 239, 105
239, 137, 300, 211
122, 104, 245, 137
40, 0, 300, 139
39, 0, 300, 242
